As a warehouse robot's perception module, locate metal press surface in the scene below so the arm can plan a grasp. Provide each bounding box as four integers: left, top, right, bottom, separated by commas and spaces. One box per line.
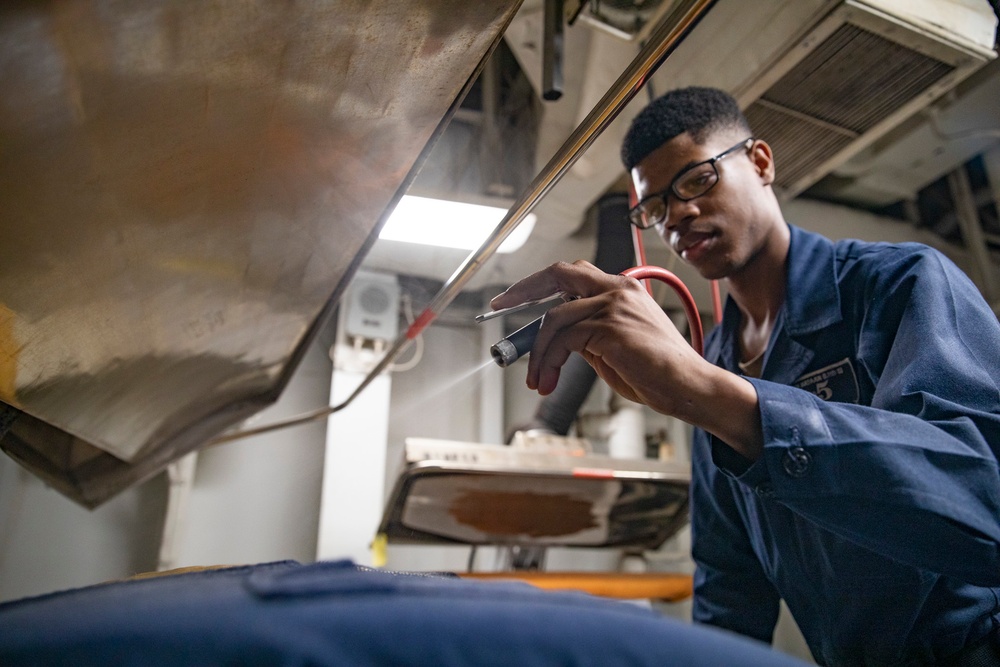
0, 0, 521, 505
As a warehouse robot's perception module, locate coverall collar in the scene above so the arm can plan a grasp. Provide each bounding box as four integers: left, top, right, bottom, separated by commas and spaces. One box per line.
712, 224, 842, 372
780, 224, 842, 336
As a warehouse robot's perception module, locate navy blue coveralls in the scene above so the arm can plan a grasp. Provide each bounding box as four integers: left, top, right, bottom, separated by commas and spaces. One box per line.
691, 224, 1000, 666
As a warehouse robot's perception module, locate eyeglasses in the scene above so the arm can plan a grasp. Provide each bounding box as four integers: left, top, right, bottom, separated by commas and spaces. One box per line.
628, 138, 755, 229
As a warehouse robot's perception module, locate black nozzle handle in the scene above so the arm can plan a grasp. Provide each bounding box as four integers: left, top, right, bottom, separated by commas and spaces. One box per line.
490, 317, 543, 367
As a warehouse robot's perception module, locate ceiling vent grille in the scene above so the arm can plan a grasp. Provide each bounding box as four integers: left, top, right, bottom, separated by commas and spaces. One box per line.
736, 0, 994, 198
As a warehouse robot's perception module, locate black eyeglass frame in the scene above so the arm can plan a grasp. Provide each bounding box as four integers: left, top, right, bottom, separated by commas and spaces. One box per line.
628, 137, 755, 229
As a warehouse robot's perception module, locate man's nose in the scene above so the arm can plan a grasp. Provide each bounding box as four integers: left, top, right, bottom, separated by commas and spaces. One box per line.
663, 197, 699, 229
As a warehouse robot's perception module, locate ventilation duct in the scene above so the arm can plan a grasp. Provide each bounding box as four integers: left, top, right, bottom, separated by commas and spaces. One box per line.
735, 0, 996, 198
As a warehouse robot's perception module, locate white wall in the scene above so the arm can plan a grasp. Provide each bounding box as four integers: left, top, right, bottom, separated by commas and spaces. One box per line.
168, 340, 331, 568
0, 337, 331, 601
0, 454, 166, 601
385, 317, 485, 470
784, 198, 966, 256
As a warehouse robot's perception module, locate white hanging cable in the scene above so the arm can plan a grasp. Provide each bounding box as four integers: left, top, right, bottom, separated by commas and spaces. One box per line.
388, 293, 424, 372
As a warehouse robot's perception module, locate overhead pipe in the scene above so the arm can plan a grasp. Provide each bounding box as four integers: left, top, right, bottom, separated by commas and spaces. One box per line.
947, 166, 1000, 304
542, 0, 565, 101
209, 0, 718, 446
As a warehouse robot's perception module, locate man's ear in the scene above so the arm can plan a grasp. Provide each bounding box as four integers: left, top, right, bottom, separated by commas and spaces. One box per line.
750, 139, 776, 186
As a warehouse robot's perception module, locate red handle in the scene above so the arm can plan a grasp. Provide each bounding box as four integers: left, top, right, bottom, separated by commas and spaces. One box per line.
620, 265, 703, 356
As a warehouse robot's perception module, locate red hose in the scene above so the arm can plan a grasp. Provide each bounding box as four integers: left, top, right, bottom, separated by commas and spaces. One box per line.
711, 279, 723, 326
628, 181, 654, 298
631, 226, 654, 297
620, 265, 703, 356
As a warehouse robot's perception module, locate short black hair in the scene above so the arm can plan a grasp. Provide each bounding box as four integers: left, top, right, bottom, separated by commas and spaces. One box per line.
620, 87, 751, 170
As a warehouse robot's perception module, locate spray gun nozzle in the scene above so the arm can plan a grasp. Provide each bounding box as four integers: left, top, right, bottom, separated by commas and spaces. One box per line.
489, 317, 543, 367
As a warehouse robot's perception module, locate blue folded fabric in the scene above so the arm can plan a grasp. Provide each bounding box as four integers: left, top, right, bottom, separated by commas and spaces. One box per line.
0, 560, 808, 666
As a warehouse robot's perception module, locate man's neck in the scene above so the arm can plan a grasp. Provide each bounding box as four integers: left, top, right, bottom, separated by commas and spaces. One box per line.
725, 222, 790, 360
728, 257, 786, 326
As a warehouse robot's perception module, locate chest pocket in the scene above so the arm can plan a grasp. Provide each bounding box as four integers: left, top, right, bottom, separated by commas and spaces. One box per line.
793, 357, 860, 404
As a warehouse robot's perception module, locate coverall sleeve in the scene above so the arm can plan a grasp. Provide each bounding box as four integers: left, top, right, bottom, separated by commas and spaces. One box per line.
721, 249, 1000, 587
691, 430, 781, 642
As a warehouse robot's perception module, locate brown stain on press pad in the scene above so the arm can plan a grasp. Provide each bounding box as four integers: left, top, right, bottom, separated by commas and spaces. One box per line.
449, 490, 596, 537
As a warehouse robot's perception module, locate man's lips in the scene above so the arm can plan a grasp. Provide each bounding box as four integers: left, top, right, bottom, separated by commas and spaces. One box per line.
672, 230, 715, 257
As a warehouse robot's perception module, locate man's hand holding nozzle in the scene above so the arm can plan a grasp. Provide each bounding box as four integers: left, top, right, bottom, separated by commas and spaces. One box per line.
486, 260, 764, 461
487, 260, 699, 407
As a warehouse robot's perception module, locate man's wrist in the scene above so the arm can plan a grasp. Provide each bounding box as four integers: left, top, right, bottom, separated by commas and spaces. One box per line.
685, 368, 764, 461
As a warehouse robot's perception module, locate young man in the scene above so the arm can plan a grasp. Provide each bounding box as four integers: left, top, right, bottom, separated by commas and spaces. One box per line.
490, 87, 1000, 666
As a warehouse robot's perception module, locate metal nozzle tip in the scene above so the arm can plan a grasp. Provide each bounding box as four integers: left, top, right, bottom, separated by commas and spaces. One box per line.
490, 339, 518, 367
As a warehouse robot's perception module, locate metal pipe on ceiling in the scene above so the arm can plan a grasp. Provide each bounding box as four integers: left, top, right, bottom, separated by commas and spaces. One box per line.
948, 167, 1000, 304
210, 0, 718, 446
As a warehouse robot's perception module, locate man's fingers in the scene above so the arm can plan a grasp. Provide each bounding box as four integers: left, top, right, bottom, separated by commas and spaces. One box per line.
490, 261, 615, 310
527, 297, 614, 392
493, 262, 659, 398
532, 327, 590, 394
490, 267, 563, 310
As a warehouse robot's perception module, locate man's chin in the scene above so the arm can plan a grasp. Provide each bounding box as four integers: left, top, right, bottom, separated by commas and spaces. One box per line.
672, 246, 728, 281
687, 257, 729, 281
698, 268, 728, 281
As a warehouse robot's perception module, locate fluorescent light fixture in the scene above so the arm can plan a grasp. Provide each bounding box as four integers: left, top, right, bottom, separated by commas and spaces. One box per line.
379, 195, 535, 253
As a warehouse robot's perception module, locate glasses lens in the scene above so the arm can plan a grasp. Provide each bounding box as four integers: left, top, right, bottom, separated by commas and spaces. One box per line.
674, 163, 718, 200
634, 197, 666, 228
